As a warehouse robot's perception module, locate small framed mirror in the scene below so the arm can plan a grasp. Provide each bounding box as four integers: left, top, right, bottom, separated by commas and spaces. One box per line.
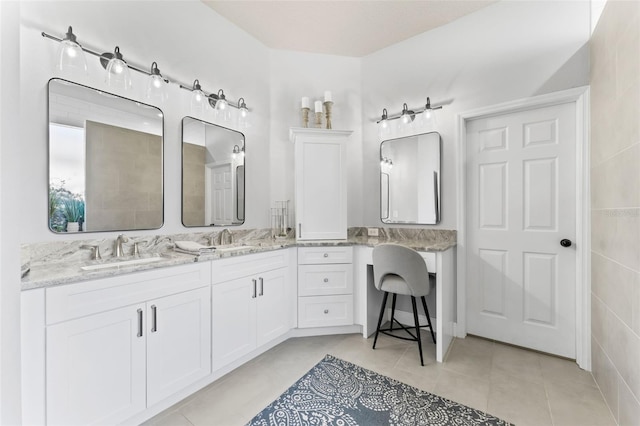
380, 132, 441, 224
48, 78, 164, 233
181, 117, 246, 227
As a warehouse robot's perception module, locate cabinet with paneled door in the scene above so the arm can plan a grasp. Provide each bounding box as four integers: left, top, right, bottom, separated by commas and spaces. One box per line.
211, 250, 292, 371
290, 128, 352, 240
23, 262, 211, 425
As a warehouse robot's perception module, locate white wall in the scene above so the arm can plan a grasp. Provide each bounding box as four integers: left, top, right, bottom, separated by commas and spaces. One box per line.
0, 2, 23, 423
20, 1, 271, 243
269, 50, 363, 226
362, 0, 591, 228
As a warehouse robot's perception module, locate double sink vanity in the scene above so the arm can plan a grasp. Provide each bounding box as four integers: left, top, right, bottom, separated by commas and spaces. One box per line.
21, 228, 456, 425
35, 76, 455, 425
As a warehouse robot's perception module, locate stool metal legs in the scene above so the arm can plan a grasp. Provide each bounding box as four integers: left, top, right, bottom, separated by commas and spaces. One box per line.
372, 292, 436, 366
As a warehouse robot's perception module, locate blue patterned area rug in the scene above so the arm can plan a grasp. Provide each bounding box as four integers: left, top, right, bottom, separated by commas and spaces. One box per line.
247, 354, 511, 426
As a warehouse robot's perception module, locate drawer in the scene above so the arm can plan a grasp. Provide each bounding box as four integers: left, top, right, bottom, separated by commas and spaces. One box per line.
298, 295, 353, 328
298, 247, 353, 265
298, 264, 353, 296
212, 249, 290, 284
46, 262, 211, 325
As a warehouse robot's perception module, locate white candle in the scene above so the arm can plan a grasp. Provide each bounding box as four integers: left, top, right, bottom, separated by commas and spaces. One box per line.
314, 100, 323, 113
324, 91, 332, 102
301, 96, 310, 108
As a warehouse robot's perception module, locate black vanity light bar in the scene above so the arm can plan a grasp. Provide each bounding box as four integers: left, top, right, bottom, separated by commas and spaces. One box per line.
375, 97, 442, 123
41, 28, 249, 111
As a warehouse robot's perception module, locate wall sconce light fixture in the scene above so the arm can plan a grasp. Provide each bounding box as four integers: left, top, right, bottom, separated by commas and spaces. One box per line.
43, 26, 251, 121
232, 144, 245, 159
376, 97, 442, 128
146, 61, 168, 102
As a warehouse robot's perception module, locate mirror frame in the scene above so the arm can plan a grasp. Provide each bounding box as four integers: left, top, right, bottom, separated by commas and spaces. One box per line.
180, 116, 246, 227
379, 131, 441, 225
47, 78, 165, 234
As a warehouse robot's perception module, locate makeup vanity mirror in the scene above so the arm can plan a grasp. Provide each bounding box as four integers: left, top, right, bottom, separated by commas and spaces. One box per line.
182, 117, 246, 227
48, 78, 164, 233
380, 132, 441, 224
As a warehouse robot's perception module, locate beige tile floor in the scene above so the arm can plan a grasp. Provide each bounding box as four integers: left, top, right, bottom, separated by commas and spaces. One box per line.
145, 332, 615, 426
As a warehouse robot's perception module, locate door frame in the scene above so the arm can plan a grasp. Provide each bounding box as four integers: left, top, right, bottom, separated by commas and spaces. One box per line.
455, 86, 591, 370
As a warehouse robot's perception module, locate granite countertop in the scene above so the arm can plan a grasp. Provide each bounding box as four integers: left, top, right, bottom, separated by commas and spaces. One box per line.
21, 230, 456, 291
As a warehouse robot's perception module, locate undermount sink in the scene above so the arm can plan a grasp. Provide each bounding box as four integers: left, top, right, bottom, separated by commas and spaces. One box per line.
214, 245, 255, 253
80, 256, 165, 271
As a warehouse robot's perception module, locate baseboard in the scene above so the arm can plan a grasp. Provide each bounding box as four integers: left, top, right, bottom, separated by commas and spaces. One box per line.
290, 324, 362, 337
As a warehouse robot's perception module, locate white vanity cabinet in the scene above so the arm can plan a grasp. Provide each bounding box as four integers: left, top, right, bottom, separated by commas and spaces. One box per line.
290, 128, 352, 240
211, 249, 292, 371
297, 247, 354, 328
22, 262, 212, 426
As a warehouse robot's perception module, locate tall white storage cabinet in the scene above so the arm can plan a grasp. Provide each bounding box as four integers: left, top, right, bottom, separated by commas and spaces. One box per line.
290, 128, 352, 240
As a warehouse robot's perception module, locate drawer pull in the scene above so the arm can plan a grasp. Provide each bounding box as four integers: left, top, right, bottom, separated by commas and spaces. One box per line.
252, 279, 257, 298
323, 278, 329, 283
151, 305, 157, 333
137, 309, 143, 337
259, 277, 264, 296
323, 253, 329, 258
324, 309, 329, 314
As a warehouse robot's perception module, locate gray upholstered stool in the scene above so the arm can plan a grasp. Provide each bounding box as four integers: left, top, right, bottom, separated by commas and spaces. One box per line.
372, 244, 436, 366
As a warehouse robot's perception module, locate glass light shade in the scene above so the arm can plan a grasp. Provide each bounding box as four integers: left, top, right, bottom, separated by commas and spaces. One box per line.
190, 89, 206, 114
105, 50, 132, 91
57, 39, 88, 75
238, 106, 250, 128
423, 108, 435, 127
146, 74, 168, 102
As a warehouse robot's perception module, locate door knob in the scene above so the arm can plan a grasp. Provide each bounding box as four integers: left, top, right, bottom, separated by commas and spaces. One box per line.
560, 239, 572, 247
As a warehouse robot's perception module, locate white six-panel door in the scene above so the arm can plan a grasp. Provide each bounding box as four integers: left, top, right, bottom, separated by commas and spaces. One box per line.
466, 102, 577, 358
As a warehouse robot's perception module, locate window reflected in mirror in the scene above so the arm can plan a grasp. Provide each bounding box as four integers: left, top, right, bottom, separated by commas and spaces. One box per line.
181, 117, 246, 227
48, 78, 164, 233
380, 132, 441, 225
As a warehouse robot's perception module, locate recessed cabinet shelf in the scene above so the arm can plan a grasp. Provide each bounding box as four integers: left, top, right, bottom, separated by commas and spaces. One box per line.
290, 127, 352, 241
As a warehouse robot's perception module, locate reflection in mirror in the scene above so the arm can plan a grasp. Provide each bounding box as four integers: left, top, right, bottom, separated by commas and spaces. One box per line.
182, 117, 246, 227
380, 132, 441, 224
48, 78, 164, 233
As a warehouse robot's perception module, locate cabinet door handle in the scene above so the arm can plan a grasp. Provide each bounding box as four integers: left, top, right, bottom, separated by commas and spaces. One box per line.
259, 277, 264, 296
323, 253, 329, 258
252, 279, 257, 298
151, 305, 157, 333
298, 223, 302, 237
137, 308, 143, 337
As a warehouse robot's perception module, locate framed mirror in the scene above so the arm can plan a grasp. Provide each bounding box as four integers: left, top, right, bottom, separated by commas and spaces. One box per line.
380, 132, 441, 224
181, 117, 246, 227
48, 78, 164, 233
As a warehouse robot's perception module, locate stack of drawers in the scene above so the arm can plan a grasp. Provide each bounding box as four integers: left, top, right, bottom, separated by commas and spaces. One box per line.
297, 247, 354, 328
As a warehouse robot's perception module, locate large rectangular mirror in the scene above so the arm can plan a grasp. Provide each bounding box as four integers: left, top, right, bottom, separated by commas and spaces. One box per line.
182, 117, 246, 227
380, 132, 441, 224
48, 78, 164, 233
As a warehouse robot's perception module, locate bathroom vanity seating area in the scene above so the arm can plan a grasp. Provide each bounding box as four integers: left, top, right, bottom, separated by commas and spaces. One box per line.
20, 229, 455, 425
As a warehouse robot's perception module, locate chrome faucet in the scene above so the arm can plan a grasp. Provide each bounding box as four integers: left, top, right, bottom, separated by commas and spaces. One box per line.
114, 234, 129, 257
80, 244, 102, 260
219, 229, 233, 245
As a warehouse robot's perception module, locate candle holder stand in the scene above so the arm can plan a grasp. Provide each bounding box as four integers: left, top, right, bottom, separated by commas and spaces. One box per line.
315, 111, 323, 128
324, 101, 333, 129
301, 107, 310, 128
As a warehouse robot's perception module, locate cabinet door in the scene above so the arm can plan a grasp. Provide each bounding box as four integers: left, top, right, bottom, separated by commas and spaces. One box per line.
46, 304, 146, 425
296, 138, 347, 240
212, 277, 257, 371
146, 286, 211, 406
256, 268, 290, 347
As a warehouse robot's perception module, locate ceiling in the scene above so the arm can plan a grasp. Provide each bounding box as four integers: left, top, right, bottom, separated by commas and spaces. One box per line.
202, 0, 498, 57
